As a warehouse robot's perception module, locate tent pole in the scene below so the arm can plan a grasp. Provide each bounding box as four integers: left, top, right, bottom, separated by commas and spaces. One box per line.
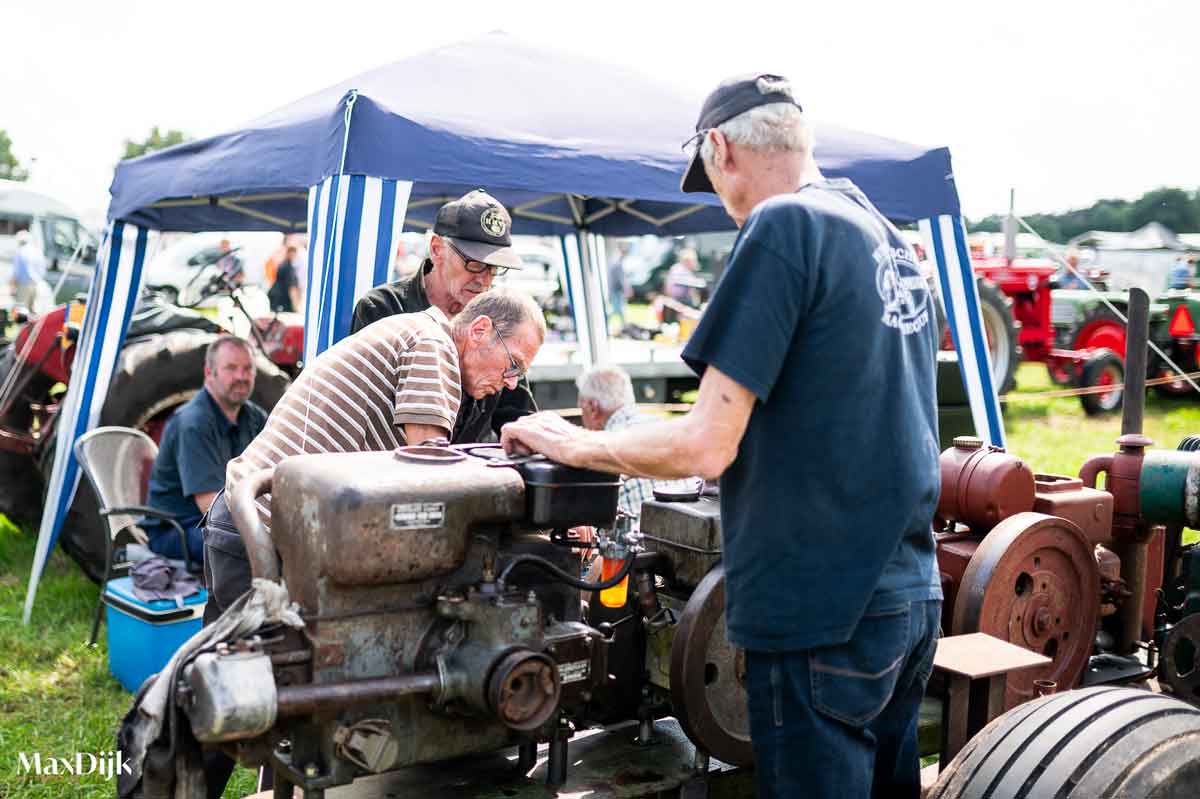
574, 228, 609, 366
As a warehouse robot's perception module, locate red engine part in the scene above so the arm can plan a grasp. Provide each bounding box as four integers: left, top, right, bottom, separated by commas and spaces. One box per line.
937, 436, 1035, 531
11, 305, 76, 384
255, 312, 304, 369
1031, 473, 1113, 546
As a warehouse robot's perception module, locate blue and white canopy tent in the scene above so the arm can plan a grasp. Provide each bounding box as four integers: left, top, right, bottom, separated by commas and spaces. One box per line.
24, 31, 1001, 621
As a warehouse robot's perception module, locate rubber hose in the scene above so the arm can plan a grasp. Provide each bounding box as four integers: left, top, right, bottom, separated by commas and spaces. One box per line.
498, 552, 636, 591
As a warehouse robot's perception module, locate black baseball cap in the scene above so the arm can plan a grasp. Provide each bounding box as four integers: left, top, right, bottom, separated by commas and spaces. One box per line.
434, 189, 522, 270
680, 73, 803, 194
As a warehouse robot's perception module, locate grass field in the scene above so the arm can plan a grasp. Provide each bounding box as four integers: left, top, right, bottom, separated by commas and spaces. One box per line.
0, 359, 1196, 797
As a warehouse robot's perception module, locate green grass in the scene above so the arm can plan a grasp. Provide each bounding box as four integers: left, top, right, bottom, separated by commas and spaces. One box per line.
1004, 361, 1200, 476
0, 519, 256, 798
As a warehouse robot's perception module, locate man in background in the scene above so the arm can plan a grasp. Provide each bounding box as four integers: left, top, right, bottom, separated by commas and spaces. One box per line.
142, 335, 266, 566
576, 364, 694, 519
267, 245, 301, 312
11, 229, 47, 308
607, 242, 630, 329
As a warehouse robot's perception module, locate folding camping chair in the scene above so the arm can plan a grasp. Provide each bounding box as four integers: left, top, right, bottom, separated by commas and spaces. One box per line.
73, 426, 193, 645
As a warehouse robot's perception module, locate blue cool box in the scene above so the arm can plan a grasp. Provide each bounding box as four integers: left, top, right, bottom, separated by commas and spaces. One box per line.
103, 576, 207, 693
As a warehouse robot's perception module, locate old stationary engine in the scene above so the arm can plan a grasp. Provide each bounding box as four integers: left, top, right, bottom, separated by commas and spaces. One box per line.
181, 444, 748, 797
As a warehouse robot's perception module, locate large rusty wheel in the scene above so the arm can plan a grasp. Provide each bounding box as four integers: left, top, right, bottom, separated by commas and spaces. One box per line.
952, 512, 1099, 708
669, 565, 753, 767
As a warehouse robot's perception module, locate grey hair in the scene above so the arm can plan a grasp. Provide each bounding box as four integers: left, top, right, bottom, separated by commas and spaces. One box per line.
700, 102, 812, 166
575, 365, 635, 413
205, 334, 253, 371
452, 287, 547, 342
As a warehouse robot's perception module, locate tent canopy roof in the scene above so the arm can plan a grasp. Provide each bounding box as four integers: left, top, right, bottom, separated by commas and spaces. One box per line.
1069, 222, 1189, 252
108, 31, 961, 234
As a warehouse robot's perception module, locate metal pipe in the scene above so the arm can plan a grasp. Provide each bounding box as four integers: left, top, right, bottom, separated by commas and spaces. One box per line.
276, 672, 441, 718
1122, 288, 1150, 437
227, 468, 278, 581
1116, 533, 1150, 654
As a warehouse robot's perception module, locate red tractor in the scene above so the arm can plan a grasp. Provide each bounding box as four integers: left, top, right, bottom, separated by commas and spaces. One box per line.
971, 256, 1175, 415
0, 261, 300, 580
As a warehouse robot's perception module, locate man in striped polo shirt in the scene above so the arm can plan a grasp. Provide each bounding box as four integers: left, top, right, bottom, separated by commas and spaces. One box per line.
196, 288, 545, 795
204, 288, 546, 612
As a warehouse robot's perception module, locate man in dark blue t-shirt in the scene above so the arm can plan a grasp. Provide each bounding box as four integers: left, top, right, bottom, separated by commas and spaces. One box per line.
502, 74, 942, 799
141, 335, 267, 565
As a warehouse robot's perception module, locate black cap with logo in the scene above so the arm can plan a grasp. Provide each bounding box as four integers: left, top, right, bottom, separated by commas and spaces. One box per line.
680, 73, 803, 194
434, 189, 522, 270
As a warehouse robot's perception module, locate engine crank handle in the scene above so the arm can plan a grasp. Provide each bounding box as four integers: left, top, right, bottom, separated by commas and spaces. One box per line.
228, 468, 279, 581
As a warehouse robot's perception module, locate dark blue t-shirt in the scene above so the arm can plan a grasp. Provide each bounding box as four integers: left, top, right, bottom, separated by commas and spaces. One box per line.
141, 388, 267, 540
681, 179, 942, 652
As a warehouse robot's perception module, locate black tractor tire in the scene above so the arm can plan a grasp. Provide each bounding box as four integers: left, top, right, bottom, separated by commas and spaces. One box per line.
1079, 347, 1125, 416
929, 686, 1200, 799
0, 344, 52, 529
935, 277, 1021, 395
50, 330, 289, 583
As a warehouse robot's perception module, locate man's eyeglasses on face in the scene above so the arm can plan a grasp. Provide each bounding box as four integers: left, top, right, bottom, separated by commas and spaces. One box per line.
493, 329, 525, 380
449, 243, 510, 277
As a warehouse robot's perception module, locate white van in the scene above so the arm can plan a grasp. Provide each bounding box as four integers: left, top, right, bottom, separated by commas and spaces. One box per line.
0, 179, 99, 307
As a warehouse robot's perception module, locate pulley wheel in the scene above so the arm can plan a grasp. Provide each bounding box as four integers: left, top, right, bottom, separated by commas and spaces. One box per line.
1162, 613, 1200, 704
669, 565, 753, 767
953, 512, 1099, 708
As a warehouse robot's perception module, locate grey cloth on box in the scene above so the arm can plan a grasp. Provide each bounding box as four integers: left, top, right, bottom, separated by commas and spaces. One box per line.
130, 556, 201, 606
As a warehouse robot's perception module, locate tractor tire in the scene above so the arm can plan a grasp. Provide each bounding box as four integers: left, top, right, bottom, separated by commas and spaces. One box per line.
1079, 348, 1125, 416
936, 278, 1020, 395
50, 331, 289, 583
929, 686, 1200, 799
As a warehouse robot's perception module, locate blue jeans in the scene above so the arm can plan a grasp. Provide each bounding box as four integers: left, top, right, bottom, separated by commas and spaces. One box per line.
147, 521, 205, 565
744, 599, 941, 799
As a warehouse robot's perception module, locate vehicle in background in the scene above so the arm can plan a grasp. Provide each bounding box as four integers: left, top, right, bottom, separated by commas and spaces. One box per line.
0, 180, 99, 307
145, 231, 286, 306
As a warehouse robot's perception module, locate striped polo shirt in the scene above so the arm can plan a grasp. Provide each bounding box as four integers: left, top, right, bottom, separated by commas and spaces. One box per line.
226, 307, 461, 528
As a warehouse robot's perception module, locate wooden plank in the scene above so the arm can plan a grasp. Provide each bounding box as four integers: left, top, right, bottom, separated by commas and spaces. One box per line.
933, 633, 1051, 679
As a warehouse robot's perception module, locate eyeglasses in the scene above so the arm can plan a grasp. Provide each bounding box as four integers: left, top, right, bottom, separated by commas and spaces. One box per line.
494, 329, 525, 379
681, 128, 713, 155
448, 242, 510, 277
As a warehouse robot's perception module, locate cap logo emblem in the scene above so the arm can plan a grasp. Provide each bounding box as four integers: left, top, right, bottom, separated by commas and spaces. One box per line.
756, 76, 792, 98
480, 207, 507, 238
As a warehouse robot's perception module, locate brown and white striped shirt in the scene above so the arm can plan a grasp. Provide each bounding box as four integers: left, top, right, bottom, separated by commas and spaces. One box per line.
226, 308, 461, 529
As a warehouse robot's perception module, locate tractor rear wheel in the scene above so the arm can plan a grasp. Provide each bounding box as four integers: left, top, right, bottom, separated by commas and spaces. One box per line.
1072, 305, 1128, 357
49, 331, 289, 582
937, 278, 1021, 395
929, 686, 1200, 799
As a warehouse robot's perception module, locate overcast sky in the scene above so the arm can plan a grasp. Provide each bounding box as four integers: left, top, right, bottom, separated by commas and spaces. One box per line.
6, 0, 1197, 227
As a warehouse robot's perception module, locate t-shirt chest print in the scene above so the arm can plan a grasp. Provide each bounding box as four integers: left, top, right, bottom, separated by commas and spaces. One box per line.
874, 242, 930, 335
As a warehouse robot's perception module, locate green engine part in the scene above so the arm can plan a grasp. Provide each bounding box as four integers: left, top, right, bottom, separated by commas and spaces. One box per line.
1139, 450, 1200, 528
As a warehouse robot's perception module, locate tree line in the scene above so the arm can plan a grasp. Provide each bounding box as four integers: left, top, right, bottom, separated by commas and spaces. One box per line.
969, 187, 1200, 243
0, 126, 192, 182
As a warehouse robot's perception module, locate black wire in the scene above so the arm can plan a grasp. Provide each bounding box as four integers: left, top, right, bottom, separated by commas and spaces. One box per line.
498, 552, 635, 592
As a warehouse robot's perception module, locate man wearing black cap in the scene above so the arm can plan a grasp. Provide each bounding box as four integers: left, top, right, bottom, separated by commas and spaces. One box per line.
502, 75, 941, 799
352, 189, 537, 442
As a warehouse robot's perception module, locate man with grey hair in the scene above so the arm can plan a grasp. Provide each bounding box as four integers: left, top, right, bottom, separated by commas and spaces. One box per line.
503, 73, 941, 799
576, 365, 694, 519
141, 335, 267, 565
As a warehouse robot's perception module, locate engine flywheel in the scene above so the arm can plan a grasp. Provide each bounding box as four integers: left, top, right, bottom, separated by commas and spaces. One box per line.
669, 565, 753, 767
1162, 613, 1200, 705
952, 512, 1100, 708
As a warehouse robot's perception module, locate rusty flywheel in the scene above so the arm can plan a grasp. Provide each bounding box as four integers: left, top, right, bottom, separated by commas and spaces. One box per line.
953, 512, 1100, 708
669, 565, 754, 767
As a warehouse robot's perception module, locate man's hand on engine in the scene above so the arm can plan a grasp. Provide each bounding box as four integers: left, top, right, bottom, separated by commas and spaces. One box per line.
500, 412, 585, 463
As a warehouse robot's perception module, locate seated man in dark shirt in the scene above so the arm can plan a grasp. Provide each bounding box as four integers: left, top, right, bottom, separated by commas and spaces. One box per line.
351, 189, 537, 441
141, 335, 267, 564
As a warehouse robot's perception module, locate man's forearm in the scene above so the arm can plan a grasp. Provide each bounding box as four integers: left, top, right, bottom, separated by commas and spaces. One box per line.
571, 416, 710, 480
